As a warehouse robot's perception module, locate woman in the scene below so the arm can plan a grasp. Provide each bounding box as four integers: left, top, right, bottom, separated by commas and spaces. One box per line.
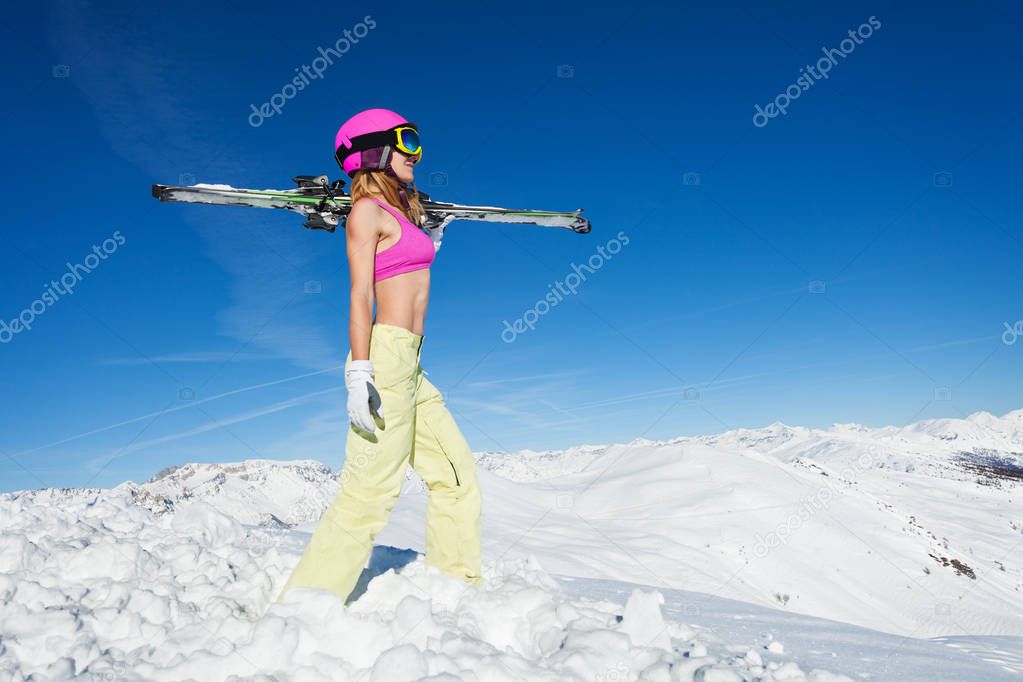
275, 108, 482, 605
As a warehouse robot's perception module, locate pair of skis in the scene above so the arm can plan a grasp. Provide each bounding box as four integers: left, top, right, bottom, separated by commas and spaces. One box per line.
151, 175, 591, 234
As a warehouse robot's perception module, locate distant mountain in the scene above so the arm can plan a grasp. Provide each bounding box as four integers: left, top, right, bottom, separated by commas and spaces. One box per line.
133, 459, 338, 525
1, 459, 337, 526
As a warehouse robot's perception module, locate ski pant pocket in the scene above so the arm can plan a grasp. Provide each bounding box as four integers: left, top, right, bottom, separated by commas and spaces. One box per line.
422, 418, 461, 486
410, 373, 477, 491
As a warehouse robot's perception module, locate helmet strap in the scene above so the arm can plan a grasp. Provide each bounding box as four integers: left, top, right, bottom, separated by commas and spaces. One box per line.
374, 146, 393, 172
379, 161, 413, 214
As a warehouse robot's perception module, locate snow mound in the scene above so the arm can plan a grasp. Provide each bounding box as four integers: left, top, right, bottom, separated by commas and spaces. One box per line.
0, 488, 850, 681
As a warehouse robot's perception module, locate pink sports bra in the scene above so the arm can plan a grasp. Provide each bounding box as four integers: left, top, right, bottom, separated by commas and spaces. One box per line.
368, 197, 435, 282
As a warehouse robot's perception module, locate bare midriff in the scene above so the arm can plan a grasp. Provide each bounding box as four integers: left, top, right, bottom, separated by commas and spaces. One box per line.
373, 267, 430, 336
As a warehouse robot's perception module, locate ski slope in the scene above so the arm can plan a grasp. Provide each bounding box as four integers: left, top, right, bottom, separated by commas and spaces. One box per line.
1, 409, 1021, 679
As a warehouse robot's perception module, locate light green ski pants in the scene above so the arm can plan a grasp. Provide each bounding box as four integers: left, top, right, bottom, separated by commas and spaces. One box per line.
275, 323, 482, 604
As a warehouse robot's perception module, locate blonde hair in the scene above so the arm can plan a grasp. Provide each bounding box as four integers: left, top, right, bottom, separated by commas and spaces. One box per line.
349, 169, 425, 226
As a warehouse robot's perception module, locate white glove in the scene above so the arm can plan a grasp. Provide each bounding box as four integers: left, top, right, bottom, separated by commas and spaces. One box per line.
346, 359, 384, 433
423, 215, 455, 253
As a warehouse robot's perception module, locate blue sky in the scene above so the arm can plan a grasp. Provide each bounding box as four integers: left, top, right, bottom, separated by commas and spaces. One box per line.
1, 1, 1021, 493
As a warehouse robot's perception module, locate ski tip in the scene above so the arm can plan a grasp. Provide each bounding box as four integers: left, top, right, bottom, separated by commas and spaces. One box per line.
151, 184, 164, 199
573, 211, 591, 234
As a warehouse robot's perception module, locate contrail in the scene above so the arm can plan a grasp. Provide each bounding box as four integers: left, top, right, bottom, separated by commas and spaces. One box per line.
11, 365, 342, 458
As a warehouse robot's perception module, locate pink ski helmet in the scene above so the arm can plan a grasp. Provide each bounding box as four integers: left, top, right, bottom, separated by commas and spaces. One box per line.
334, 108, 421, 178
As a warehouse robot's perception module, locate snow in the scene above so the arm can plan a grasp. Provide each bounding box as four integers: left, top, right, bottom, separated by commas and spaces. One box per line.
0, 490, 854, 680
2, 409, 1022, 679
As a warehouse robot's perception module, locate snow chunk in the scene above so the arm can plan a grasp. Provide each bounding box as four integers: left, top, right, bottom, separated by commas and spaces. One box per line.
620, 588, 671, 651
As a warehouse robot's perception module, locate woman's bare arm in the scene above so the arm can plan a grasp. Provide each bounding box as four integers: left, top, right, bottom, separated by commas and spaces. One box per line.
346, 199, 381, 361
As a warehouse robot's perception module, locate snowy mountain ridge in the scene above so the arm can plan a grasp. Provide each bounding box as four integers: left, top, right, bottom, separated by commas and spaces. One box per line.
482, 408, 1023, 485
4, 409, 1020, 523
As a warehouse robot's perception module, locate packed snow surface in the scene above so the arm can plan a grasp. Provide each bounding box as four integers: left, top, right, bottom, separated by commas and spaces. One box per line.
2, 409, 1022, 679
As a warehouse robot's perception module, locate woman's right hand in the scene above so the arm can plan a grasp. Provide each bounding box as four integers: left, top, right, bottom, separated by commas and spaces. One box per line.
346, 359, 384, 433
423, 214, 455, 253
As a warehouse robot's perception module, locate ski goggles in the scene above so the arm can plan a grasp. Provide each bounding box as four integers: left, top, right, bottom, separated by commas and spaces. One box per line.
392, 126, 422, 158
337, 124, 422, 166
